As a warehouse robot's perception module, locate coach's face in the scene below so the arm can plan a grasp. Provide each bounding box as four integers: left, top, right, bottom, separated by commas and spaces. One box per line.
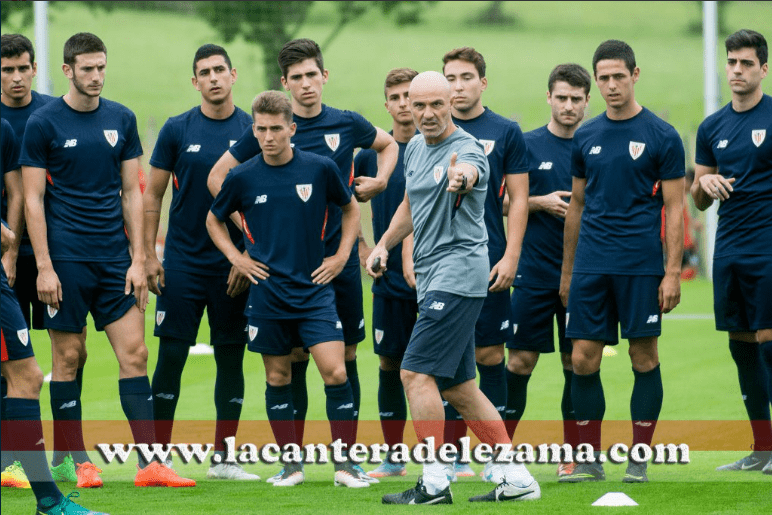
443, 59, 487, 114
193, 55, 236, 105
409, 75, 453, 144
548, 81, 589, 129
64, 52, 106, 98
253, 112, 296, 159
1, 52, 36, 103
281, 58, 327, 109
726, 47, 768, 96
594, 59, 638, 110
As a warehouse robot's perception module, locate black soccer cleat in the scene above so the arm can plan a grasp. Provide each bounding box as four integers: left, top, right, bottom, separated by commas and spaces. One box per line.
622, 461, 649, 483
382, 476, 452, 505
716, 451, 770, 471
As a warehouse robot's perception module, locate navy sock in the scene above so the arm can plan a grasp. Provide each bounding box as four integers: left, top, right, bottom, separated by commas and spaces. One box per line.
76, 367, 84, 395
562, 369, 579, 447
378, 368, 406, 447
572, 370, 605, 451
0, 377, 12, 470
119, 376, 155, 468
325, 381, 355, 448
291, 360, 309, 444
504, 369, 531, 440
442, 398, 466, 449
630, 365, 663, 446
345, 359, 360, 443
4, 398, 62, 507
729, 340, 772, 452
478, 361, 507, 417
50, 380, 89, 465
151, 338, 190, 445
213, 344, 246, 453
759, 341, 772, 407
265, 383, 297, 448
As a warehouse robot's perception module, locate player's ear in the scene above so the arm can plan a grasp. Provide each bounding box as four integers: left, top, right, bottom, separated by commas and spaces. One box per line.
230, 67, 237, 83
289, 122, 297, 138
62, 63, 72, 79
280, 76, 289, 91
546, 90, 551, 105
191, 76, 199, 90
761, 62, 769, 78
31, 61, 37, 78
322, 69, 329, 85
480, 76, 488, 92
631, 67, 640, 84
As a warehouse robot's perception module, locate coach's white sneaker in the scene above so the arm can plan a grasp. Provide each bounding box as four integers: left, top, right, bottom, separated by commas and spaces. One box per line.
469, 479, 541, 502
207, 463, 260, 481
481, 460, 505, 484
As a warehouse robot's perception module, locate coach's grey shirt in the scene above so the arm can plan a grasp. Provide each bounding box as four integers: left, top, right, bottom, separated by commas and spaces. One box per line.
404, 127, 490, 303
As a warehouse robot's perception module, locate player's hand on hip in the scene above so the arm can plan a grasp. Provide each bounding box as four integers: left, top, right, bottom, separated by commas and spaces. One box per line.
226, 265, 250, 297
312, 254, 346, 284
353, 176, 387, 202
365, 246, 388, 279
446, 152, 465, 192
233, 252, 270, 285
545, 191, 572, 218
699, 174, 735, 202
559, 272, 571, 308
126, 261, 149, 313
145, 256, 165, 296
658, 273, 681, 314
489, 258, 515, 292
37, 264, 62, 310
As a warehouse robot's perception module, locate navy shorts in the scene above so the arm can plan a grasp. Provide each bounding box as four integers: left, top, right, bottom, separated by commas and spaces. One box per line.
508, 285, 571, 354
45, 260, 136, 333
713, 255, 772, 332
402, 291, 484, 392
565, 274, 662, 344
13, 253, 46, 330
372, 294, 418, 359
2, 278, 34, 362
247, 308, 344, 356
331, 258, 365, 346
154, 268, 248, 346
475, 289, 513, 347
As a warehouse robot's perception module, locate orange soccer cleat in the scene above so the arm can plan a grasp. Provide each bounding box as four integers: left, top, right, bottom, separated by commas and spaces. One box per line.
134, 462, 195, 487
76, 462, 104, 488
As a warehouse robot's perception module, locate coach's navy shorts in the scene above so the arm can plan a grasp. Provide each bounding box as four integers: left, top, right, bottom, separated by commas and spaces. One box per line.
45, 260, 136, 333
332, 257, 366, 346
2, 275, 34, 362
713, 255, 772, 332
154, 268, 248, 346
475, 289, 513, 347
566, 274, 662, 344
247, 307, 344, 356
508, 285, 571, 354
12, 254, 46, 330
402, 291, 484, 392
372, 294, 418, 359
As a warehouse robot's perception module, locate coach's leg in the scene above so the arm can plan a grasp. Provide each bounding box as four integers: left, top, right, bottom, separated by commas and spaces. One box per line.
571, 339, 605, 453
628, 336, 662, 447
505, 350, 538, 440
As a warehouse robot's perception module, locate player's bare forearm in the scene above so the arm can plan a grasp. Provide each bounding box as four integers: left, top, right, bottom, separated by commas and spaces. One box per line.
401, 233, 416, 289
379, 194, 414, 252
691, 164, 716, 211
4, 170, 24, 257
207, 150, 240, 197
121, 159, 146, 264
143, 166, 170, 257
560, 177, 585, 306
336, 197, 361, 263
206, 212, 242, 265
22, 166, 53, 270
660, 178, 684, 313
357, 225, 372, 268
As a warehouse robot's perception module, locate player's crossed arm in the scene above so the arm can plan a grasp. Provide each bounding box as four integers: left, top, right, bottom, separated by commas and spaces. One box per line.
353, 128, 398, 202
691, 164, 735, 211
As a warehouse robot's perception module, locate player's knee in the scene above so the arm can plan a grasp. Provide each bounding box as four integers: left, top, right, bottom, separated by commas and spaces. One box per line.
344, 345, 357, 361
320, 365, 347, 386
53, 346, 81, 373
507, 351, 537, 374
121, 342, 149, 375
265, 369, 291, 387
476, 345, 504, 366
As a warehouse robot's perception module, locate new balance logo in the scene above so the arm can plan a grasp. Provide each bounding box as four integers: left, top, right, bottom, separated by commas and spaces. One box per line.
59, 401, 77, 409
538, 161, 553, 170
589, 146, 602, 155
63, 139, 77, 148
427, 301, 445, 311
505, 409, 518, 414
229, 398, 244, 404
254, 195, 267, 204
379, 412, 394, 417
716, 140, 728, 149
186, 144, 201, 153
576, 420, 590, 426
500, 320, 510, 331
358, 319, 365, 329
495, 405, 505, 412
634, 421, 652, 427
337, 403, 354, 410
646, 315, 659, 324
155, 393, 175, 400
270, 404, 289, 410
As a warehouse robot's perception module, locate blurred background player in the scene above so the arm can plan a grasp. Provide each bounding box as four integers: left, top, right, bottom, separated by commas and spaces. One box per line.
505, 63, 591, 479
559, 40, 685, 483
20, 32, 193, 488
143, 44, 258, 480
692, 29, 772, 474
354, 67, 419, 478
208, 38, 397, 483
207, 91, 367, 488
441, 46, 529, 479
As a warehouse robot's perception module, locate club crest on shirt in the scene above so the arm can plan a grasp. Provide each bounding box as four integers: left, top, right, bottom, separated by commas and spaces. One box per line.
375, 329, 384, 344
752, 129, 766, 148
296, 184, 313, 202
17, 329, 29, 346
156, 311, 165, 326
480, 139, 495, 156
229, 140, 237, 147
104, 130, 119, 147
248, 325, 258, 341
433, 166, 444, 184
47, 306, 58, 319
629, 141, 645, 160
324, 134, 340, 152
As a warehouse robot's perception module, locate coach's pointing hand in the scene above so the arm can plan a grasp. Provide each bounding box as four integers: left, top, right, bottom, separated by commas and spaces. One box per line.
446, 152, 465, 192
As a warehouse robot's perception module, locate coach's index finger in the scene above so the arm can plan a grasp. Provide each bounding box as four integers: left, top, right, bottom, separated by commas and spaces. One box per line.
449, 152, 457, 169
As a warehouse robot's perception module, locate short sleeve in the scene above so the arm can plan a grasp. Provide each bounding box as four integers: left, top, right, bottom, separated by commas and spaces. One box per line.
347, 111, 377, 150
658, 128, 686, 180
503, 123, 529, 175
695, 121, 717, 167
353, 148, 377, 179
120, 110, 143, 161
570, 138, 586, 179
325, 160, 351, 207
2, 121, 20, 173
458, 139, 490, 187
210, 169, 242, 221
149, 119, 179, 171
19, 114, 49, 169
229, 125, 262, 163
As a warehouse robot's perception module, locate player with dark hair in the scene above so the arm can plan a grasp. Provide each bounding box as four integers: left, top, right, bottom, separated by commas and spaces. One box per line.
143, 44, 258, 480
441, 46, 529, 479
207, 90, 368, 488
692, 29, 772, 474
208, 37, 397, 483
506, 63, 591, 479
20, 32, 193, 488
354, 67, 419, 478
559, 40, 685, 483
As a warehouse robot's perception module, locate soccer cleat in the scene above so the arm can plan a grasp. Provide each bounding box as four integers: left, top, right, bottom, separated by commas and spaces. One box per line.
36, 492, 108, 514
557, 462, 576, 478
353, 463, 379, 483
265, 467, 285, 484
557, 462, 605, 483
480, 460, 504, 484
469, 479, 541, 502
716, 451, 769, 471
622, 461, 649, 483
134, 462, 195, 487
334, 460, 370, 488
76, 462, 103, 488
368, 461, 407, 478
1, 461, 31, 488
51, 455, 77, 482
453, 461, 476, 478
207, 463, 260, 480
762, 456, 771, 475
382, 476, 453, 505
272, 462, 305, 487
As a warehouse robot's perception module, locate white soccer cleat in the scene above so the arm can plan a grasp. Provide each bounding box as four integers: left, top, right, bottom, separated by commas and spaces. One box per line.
334, 467, 371, 488
206, 463, 261, 481
272, 463, 305, 487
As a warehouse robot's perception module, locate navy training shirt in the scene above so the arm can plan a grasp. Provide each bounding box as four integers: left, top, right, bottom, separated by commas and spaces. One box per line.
695, 94, 772, 257
452, 108, 529, 265
354, 138, 416, 300
1, 119, 20, 223
571, 108, 685, 275
19, 97, 143, 262
210, 148, 352, 318
515, 125, 573, 289
150, 106, 251, 275
229, 104, 377, 257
